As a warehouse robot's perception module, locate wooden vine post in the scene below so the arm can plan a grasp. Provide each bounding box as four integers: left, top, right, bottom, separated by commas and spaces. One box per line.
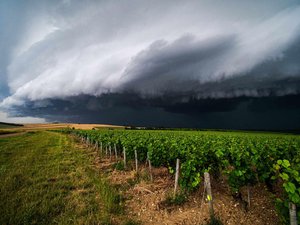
109, 145, 112, 161
289, 202, 297, 225
123, 147, 127, 169
147, 152, 153, 182
204, 172, 214, 217
105, 146, 108, 157
100, 142, 103, 157
135, 150, 138, 172
247, 185, 251, 208
114, 144, 118, 160
174, 158, 180, 196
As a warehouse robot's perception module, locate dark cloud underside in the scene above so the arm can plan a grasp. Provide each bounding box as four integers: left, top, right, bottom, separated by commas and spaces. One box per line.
7, 93, 300, 130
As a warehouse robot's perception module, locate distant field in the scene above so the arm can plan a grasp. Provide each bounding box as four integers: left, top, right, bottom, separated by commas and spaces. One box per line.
0, 122, 23, 129
3, 123, 125, 131
0, 122, 125, 134
0, 130, 21, 135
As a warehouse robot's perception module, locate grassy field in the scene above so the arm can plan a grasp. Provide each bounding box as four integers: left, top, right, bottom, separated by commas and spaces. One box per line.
0, 129, 21, 135
0, 131, 130, 225
0, 122, 23, 129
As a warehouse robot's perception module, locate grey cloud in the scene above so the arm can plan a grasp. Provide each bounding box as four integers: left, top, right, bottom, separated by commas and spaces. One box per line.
120, 35, 236, 95
118, 6, 300, 98
1, 1, 300, 107
0, 0, 300, 126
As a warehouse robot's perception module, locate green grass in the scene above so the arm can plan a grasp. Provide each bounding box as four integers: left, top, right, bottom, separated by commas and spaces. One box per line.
162, 191, 187, 206
0, 131, 124, 224
0, 129, 21, 135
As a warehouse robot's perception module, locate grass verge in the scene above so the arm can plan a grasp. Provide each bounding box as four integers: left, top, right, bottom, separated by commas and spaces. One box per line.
0, 131, 123, 224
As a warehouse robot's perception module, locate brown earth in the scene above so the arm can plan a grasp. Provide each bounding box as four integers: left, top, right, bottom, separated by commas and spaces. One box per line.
78, 136, 281, 225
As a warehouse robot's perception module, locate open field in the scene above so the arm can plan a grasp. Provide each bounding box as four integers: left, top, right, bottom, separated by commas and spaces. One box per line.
0, 129, 21, 136
0, 122, 23, 129
0, 123, 125, 134
22, 123, 124, 130
0, 131, 135, 225
1, 129, 299, 224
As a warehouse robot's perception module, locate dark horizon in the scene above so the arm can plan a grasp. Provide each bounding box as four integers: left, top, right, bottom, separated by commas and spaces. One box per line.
5, 93, 299, 131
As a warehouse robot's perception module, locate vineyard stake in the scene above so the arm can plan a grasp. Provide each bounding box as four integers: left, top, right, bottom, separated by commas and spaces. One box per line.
135, 150, 138, 172
289, 202, 297, 225
174, 158, 180, 196
147, 152, 153, 182
204, 172, 214, 217
114, 144, 118, 160
105, 146, 108, 157
100, 142, 103, 157
109, 145, 112, 161
123, 147, 127, 169
247, 185, 251, 208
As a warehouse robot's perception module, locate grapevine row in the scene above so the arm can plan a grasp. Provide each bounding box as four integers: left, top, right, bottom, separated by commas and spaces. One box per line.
62, 129, 300, 222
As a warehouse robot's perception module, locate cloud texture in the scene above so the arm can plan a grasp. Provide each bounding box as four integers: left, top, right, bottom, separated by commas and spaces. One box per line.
0, 0, 300, 127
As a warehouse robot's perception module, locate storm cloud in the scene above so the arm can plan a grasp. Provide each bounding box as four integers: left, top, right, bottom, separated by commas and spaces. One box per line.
0, 0, 300, 128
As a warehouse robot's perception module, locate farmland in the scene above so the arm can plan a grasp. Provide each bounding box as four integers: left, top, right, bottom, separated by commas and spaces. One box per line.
66, 129, 300, 224
1, 127, 299, 224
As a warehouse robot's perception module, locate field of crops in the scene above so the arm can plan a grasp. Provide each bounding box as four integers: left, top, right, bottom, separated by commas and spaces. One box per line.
63, 129, 300, 223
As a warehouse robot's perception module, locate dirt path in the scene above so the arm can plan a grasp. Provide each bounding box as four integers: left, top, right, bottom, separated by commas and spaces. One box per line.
0, 132, 26, 138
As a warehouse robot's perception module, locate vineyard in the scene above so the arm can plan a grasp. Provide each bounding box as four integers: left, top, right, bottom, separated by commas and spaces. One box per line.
63, 129, 300, 224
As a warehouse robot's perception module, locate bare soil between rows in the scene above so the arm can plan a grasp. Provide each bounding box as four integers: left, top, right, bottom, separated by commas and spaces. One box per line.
81, 139, 280, 225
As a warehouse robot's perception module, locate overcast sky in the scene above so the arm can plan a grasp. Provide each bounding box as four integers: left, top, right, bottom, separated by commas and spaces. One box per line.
0, 0, 300, 129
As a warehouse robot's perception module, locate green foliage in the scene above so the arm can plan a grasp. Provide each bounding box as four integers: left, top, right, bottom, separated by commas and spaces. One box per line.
113, 161, 125, 171
273, 158, 300, 223
164, 192, 187, 206
63, 129, 300, 220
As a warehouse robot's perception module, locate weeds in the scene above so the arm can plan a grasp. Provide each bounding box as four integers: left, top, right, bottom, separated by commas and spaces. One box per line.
122, 219, 141, 225
163, 191, 187, 206
113, 161, 125, 171
202, 216, 223, 225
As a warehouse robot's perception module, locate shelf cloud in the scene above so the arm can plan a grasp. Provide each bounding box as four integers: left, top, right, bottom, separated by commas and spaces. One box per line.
0, 0, 299, 128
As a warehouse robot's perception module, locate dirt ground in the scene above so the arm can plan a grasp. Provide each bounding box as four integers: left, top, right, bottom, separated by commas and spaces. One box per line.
81, 138, 280, 225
